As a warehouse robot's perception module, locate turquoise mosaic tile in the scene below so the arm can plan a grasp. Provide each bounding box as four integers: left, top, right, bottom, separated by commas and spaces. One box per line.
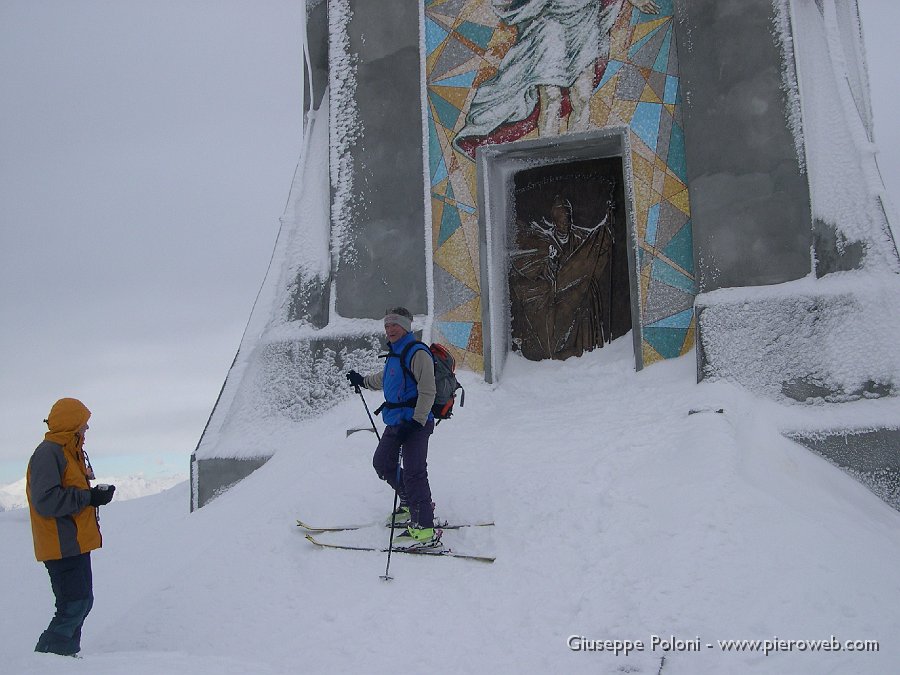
647, 308, 693, 329
667, 122, 687, 182
456, 20, 493, 50
664, 75, 678, 104
646, 202, 661, 246
596, 60, 625, 92
643, 326, 689, 359
425, 17, 448, 53
631, 102, 662, 152
428, 116, 443, 181
429, 90, 461, 129
651, 258, 695, 294
662, 221, 694, 275
436, 321, 474, 349
653, 26, 672, 73
432, 152, 448, 186
438, 202, 462, 246
434, 70, 478, 88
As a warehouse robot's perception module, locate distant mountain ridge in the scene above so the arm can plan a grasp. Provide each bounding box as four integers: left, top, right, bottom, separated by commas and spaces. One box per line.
0, 474, 186, 512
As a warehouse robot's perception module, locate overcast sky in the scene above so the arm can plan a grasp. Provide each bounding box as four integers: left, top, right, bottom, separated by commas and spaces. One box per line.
1, 1, 898, 484
0, 1, 304, 482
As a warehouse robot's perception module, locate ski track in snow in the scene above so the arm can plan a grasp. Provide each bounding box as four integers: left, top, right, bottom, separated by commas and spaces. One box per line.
2, 340, 899, 674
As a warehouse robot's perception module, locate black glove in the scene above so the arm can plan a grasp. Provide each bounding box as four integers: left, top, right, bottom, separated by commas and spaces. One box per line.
346, 370, 365, 389
396, 418, 423, 442
89, 484, 116, 507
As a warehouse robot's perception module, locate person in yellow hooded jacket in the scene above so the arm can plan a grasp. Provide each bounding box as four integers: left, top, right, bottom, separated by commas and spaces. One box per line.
26, 398, 116, 657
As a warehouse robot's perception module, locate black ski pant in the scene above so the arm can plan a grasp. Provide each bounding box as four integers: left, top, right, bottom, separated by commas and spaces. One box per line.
35, 551, 94, 656
372, 419, 435, 528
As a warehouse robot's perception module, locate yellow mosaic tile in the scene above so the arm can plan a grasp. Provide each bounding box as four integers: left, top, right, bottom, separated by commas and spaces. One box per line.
662, 173, 686, 200
590, 96, 613, 128
631, 16, 671, 45
431, 197, 444, 244
642, 340, 663, 365
609, 14, 634, 58
434, 175, 450, 196
669, 187, 691, 216
435, 226, 480, 291
639, 83, 662, 104
461, 210, 481, 281
612, 98, 639, 126
680, 318, 696, 356
632, 151, 654, 187
445, 342, 468, 368
440, 295, 481, 323
463, 349, 484, 372
639, 264, 652, 307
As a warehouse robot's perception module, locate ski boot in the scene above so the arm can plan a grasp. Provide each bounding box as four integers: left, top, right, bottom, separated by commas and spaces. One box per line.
394, 523, 443, 551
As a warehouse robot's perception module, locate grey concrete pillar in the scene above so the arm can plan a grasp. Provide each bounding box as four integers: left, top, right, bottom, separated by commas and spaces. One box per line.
333, 0, 427, 319
673, 0, 812, 292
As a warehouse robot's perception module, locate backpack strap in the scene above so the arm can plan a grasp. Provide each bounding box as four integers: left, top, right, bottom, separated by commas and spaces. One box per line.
373, 341, 430, 416
398, 340, 432, 382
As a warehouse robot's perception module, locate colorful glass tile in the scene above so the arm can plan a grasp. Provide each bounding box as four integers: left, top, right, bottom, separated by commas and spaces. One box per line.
437, 320, 474, 350
662, 221, 695, 275
631, 102, 662, 151
643, 326, 689, 359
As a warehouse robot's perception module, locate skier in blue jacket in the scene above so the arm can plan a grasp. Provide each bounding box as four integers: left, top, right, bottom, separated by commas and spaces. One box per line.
346, 307, 440, 546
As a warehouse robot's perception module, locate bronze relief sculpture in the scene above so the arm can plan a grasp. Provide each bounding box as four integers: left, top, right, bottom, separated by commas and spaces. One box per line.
510, 187, 615, 361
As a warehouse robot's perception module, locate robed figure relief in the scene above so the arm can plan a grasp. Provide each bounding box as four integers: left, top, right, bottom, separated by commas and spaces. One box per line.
509, 191, 615, 361
454, 0, 659, 156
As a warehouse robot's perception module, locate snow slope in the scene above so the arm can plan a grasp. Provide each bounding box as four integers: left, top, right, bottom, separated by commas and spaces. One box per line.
2, 339, 899, 674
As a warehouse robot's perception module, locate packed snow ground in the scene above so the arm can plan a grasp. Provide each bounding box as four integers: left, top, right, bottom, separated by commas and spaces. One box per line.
2, 339, 900, 674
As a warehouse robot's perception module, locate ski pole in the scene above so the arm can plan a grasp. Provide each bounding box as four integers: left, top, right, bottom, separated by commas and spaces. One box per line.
354, 384, 381, 441
381, 451, 402, 582
354, 383, 395, 579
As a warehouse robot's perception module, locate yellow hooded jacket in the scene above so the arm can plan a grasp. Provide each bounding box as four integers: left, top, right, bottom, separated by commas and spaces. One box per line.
26, 398, 102, 562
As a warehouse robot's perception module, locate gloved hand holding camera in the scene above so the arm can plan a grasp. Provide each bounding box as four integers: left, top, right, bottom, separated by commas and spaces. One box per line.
89, 484, 116, 507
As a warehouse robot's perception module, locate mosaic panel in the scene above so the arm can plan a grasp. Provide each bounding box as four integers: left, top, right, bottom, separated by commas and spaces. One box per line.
424, 0, 696, 370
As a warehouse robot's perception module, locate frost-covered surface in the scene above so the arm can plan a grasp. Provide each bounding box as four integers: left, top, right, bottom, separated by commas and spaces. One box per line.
788, 0, 898, 270
194, 1, 379, 464
697, 1, 899, 402
772, 0, 806, 173
327, 0, 361, 271
3, 342, 900, 673
786, 427, 900, 510
279, 95, 331, 326
697, 272, 900, 400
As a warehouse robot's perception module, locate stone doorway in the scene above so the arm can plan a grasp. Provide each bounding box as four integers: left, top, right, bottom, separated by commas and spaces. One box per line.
477, 130, 641, 382
508, 157, 631, 361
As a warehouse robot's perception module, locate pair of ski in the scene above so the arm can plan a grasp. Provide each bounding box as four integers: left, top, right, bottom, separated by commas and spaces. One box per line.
298, 518, 496, 563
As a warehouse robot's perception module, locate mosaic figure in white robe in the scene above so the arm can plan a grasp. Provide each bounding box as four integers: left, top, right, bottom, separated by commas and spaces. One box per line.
454, 0, 658, 148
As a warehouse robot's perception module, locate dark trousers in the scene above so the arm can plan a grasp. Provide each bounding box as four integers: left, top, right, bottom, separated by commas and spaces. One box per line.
372, 419, 435, 528
35, 552, 94, 656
